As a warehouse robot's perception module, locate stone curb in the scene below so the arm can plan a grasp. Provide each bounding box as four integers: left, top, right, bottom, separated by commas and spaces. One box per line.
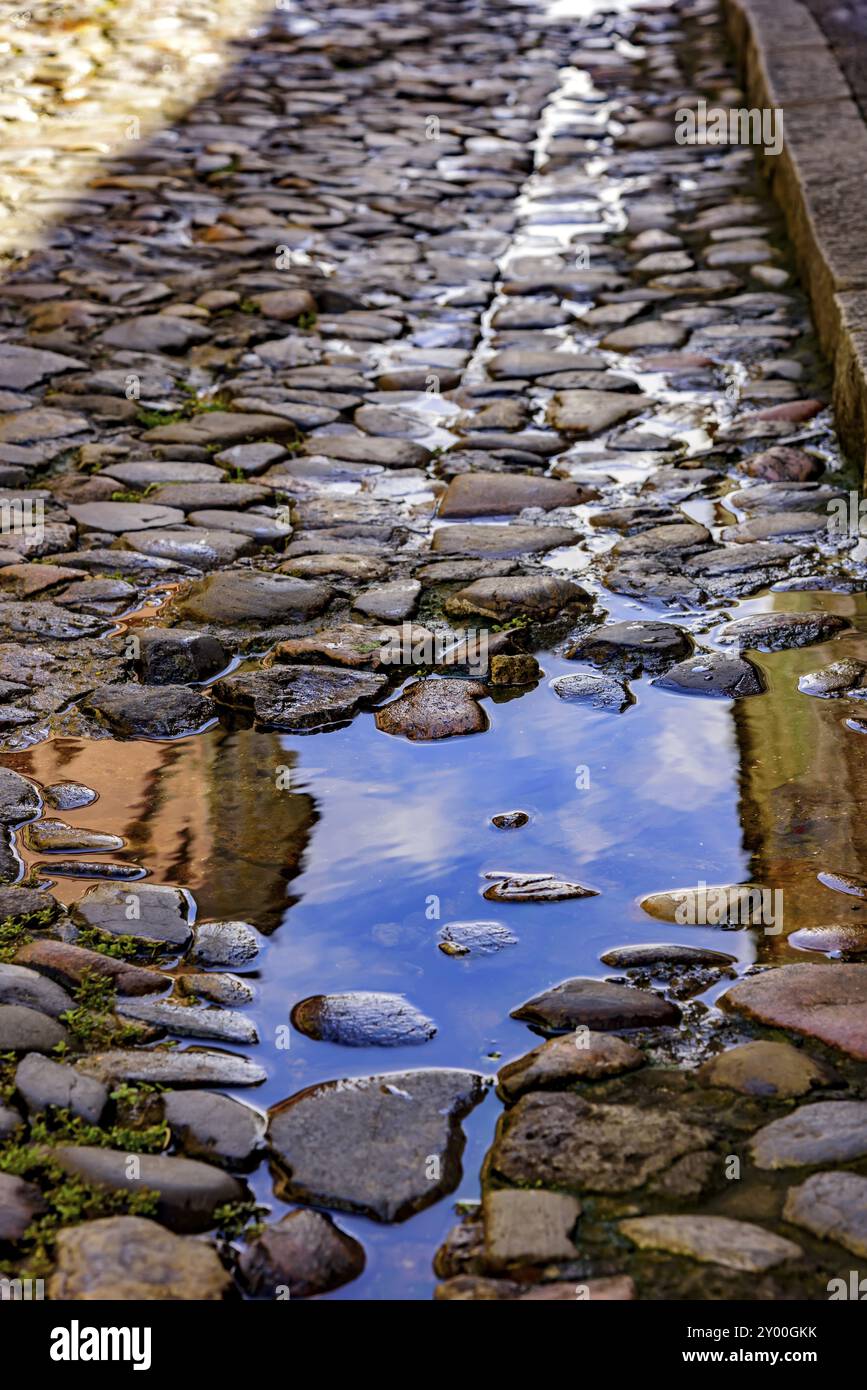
723, 0, 867, 474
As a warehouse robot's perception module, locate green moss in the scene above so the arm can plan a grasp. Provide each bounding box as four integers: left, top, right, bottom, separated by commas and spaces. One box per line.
213, 1199, 267, 1241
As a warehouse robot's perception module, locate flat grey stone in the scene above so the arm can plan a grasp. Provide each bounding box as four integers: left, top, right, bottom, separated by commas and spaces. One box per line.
750, 1101, 867, 1169
267, 1069, 487, 1222
0, 962, 73, 1017
76, 1048, 265, 1088
437, 920, 518, 956
483, 1189, 581, 1268
0, 344, 83, 390
120, 528, 255, 569
116, 997, 257, 1044
783, 1172, 867, 1257
72, 882, 192, 948
0, 1003, 68, 1052
15, 1052, 108, 1123
0, 1169, 45, 1241
68, 501, 186, 533
568, 620, 692, 675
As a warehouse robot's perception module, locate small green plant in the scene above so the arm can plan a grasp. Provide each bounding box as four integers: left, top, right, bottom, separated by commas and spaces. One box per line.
213, 1199, 267, 1241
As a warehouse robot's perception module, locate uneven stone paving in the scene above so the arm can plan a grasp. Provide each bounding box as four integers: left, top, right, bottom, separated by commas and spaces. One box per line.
1, 0, 867, 1301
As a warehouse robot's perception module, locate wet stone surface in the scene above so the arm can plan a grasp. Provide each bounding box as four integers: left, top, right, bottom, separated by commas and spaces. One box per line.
0, 0, 864, 1307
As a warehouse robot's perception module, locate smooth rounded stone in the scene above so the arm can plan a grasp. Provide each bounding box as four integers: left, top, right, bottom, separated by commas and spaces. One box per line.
492, 1091, 713, 1194
77, 1048, 265, 1088
191, 920, 260, 968
783, 1172, 867, 1257
600, 943, 736, 969
15, 939, 164, 996
445, 576, 590, 624
0, 1169, 45, 1241
549, 672, 633, 712
281, 553, 388, 582
245, 286, 313, 320
437, 921, 518, 957
717, 610, 848, 652
697, 1041, 834, 1099
483, 1188, 581, 1268
301, 434, 431, 469
68, 501, 186, 534
0, 1003, 68, 1052
601, 320, 687, 352
798, 659, 867, 698
213, 665, 386, 732
239, 1209, 365, 1299
102, 460, 226, 486
567, 620, 693, 676
143, 412, 300, 448
292, 992, 436, 1047
0, 407, 88, 444
82, 684, 213, 739
751, 1101, 867, 1169
215, 442, 287, 475
163, 1090, 265, 1170
438, 472, 589, 518
511, 977, 680, 1035
375, 678, 488, 741
737, 446, 823, 482
50, 1145, 245, 1234
267, 1069, 487, 1223
116, 997, 257, 1045
15, 1052, 108, 1123
72, 882, 192, 949
0, 962, 73, 1017
0, 599, 110, 643
119, 528, 255, 570
487, 349, 604, 380
180, 973, 254, 1006
431, 523, 578, 557
619, 1215, 800, 1273
615, 521, 710, 558
483, 872, 597, 904
653, 651, 765, 698
721, 963, 867, 1059
789, 924, 867, 956
48, 1215, 231, 1300
353, 579, 420, 622
640, 883, 770, 928
41, 781, 98, 811
0, 766, 40, 822
377, 368, 462, 392
497, 1031, 644, 1102
22, 819, 123, 853
547, 389, 643, 435
176, 570, 332, 625
491, 810, 529, 829
136, 628, 229, 685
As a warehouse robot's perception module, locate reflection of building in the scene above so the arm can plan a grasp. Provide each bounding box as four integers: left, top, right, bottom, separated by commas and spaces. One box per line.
734, 592, 867, 963
9, 728, 317, 936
